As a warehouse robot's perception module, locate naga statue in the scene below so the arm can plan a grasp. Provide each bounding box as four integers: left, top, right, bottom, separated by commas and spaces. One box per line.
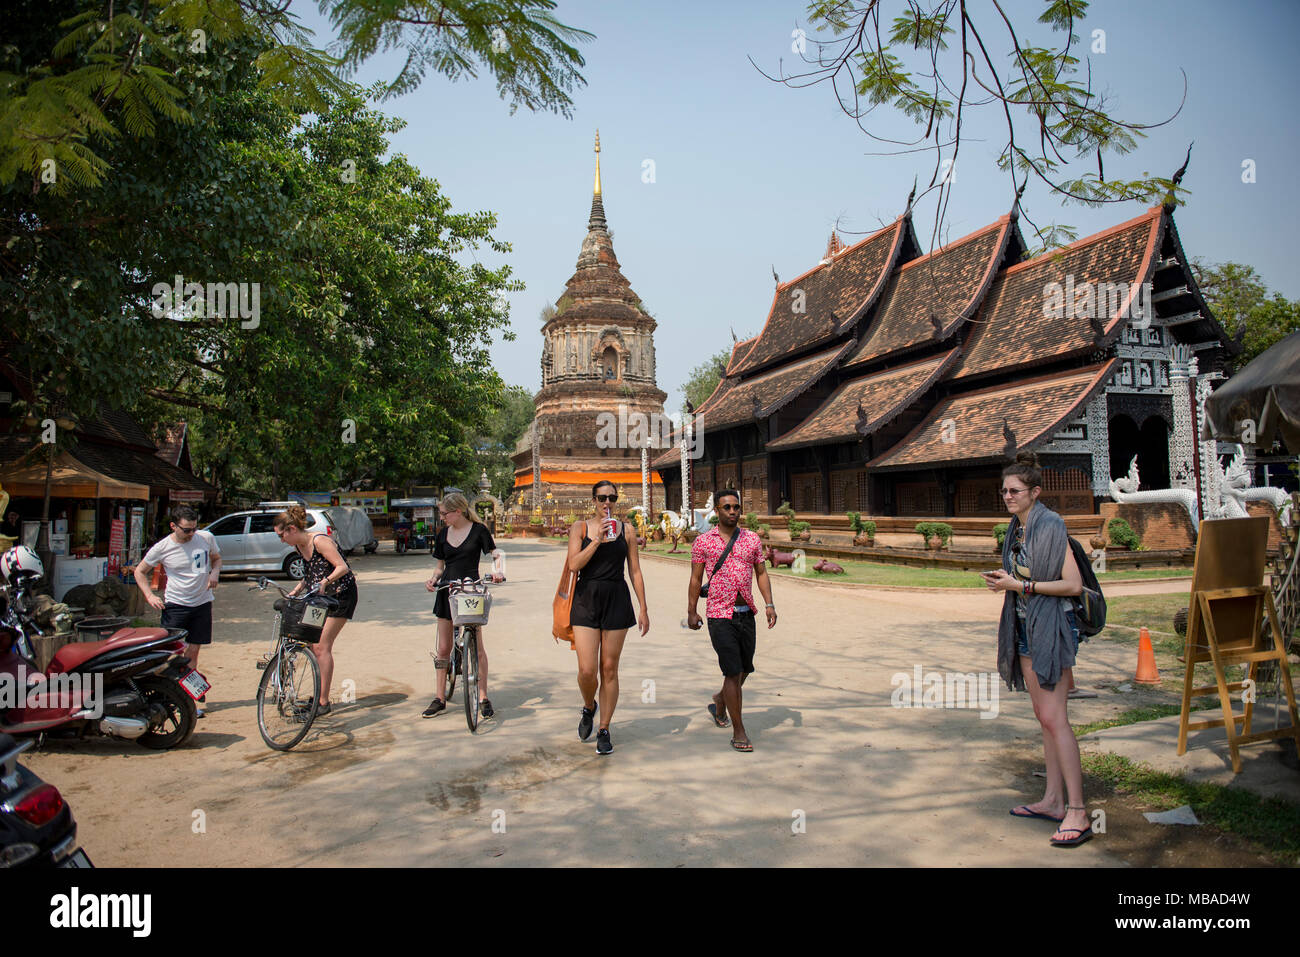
1108, 456, 1200, 527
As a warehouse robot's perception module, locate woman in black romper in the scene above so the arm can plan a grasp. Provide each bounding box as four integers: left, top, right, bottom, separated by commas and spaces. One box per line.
567, 481, 649, 755
422, 493, 504, 719
276, 505, 358, 716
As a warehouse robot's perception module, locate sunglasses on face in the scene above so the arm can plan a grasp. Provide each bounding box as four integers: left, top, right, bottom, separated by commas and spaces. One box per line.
1000, 487, 1031, 497
595, 494, 618, 503
718, 504, 741, 511
174, 524, 197, 534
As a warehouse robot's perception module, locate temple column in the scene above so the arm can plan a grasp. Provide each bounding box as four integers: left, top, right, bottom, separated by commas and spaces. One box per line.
1086, 393, 1111, 495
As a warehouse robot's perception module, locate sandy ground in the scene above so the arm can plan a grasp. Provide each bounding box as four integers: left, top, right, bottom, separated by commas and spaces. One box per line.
19, 540, 1281, 866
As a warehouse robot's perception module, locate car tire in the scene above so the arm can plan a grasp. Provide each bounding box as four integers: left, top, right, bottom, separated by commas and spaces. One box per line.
283, 554, 307, 580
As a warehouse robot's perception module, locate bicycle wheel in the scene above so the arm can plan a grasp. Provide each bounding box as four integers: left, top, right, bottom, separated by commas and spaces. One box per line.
443, 635, 460, 702
257, 643, 320, 750
462, 628, 479, 733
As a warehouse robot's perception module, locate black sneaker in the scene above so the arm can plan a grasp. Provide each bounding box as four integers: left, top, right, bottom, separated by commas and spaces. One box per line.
479, 699, 494, 718
422, 698, 446, 718
595, 728, 613, 755
578, 702, 597, 741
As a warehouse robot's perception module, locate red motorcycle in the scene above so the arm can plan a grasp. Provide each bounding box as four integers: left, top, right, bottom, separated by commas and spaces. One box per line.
0, 568, 205, 750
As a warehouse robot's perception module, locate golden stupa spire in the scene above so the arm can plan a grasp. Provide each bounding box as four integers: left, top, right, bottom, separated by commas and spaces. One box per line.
593, 129, 602, 197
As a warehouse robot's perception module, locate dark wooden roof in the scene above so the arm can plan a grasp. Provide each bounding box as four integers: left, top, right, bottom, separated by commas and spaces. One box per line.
767, 349, 959, 450
724, 335, 758, 376
867, 360, 1118, 471
730, 219, 906, 377
948, 207, 1163, 383
843, 218, 1012, 369
697, 341, 854, 432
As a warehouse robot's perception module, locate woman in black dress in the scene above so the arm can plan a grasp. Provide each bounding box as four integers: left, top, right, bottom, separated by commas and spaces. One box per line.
422, 492, 504, 719
567, 481, 650, 755
276, 505, 358, 716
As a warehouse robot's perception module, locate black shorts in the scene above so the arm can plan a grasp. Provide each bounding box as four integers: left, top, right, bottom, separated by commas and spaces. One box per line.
570, 580, 637, 631
708, 612, 756, 676
161, 602, 213, 645
326, 585, 358, 621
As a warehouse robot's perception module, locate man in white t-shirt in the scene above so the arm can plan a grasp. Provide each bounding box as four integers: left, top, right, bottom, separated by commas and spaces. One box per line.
133, 505, 222, 685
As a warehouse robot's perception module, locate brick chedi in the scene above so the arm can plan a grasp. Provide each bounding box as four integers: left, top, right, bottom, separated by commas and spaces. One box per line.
512, 132, 667, 513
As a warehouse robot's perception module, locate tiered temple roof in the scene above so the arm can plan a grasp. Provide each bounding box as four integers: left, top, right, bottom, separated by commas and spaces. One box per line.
655, 201, 1223, 478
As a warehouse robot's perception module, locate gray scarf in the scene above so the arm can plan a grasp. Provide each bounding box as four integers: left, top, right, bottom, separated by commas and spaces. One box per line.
996, 501, 1076, 692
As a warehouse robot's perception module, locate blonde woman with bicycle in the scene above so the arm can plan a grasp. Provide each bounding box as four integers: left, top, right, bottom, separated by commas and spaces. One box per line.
423, 493, 504, 719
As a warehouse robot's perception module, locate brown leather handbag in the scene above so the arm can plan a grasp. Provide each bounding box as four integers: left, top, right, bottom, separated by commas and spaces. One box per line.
551, 561, 577, 650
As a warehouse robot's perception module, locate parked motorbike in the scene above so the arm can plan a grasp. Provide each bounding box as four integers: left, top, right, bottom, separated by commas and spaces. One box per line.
0, 559, 205, 750
0, 732, 92, 868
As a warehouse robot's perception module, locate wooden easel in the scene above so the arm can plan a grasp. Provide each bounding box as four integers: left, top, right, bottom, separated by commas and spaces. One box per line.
1177, 516, 1300, 772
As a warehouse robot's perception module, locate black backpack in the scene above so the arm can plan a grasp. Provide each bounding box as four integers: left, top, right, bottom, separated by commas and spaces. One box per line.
1067, 536, 1106, 637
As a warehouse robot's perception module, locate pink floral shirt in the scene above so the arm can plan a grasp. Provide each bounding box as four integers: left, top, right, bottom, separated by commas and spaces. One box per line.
691, 527, 765, 620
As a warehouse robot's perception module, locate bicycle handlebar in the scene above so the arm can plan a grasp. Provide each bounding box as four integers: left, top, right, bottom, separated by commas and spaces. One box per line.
246, 576, 340, 608
430, 576, 494, 594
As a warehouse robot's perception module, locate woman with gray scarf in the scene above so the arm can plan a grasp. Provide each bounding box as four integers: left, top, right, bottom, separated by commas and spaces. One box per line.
982, 452, 1092, 847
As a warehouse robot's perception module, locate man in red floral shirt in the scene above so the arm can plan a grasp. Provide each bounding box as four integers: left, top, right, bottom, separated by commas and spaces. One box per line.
687, 489, 777, 752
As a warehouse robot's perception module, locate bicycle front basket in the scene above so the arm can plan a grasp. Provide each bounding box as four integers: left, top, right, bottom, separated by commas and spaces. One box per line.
274, 597, 330, 643
449, 590, 492, 626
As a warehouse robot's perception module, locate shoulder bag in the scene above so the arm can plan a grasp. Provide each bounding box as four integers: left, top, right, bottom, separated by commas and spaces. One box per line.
700, 527, 740, 599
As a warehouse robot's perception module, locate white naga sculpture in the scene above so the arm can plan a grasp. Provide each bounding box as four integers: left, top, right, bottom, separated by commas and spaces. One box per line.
1107, 451, 1291, 528
1109, 456, 1200, 527
1217, 447, 1292, 523
692, 492, 717, 533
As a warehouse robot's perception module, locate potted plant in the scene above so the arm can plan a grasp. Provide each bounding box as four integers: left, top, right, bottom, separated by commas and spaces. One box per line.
848, 512, 875, 546
745, 512, 760, 532
791, 520, 812, 542
916, 521, 952, 550
758, 523, 770, 539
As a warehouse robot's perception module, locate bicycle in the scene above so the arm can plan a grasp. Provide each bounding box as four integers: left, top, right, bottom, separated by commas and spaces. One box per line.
431, 577, 494, 733
248, 576, 339, 750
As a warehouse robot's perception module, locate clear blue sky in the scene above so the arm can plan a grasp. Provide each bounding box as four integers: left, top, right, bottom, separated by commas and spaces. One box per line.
299, 0, 1300, 408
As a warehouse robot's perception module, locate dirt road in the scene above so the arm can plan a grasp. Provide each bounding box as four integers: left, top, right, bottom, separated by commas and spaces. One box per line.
24, 540, 1199, 866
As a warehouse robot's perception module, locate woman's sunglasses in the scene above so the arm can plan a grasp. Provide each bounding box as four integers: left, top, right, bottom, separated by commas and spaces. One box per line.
595, 494, 618, 503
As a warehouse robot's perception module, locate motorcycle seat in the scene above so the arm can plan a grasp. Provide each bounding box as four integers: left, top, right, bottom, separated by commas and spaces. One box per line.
49, 628, 177, 674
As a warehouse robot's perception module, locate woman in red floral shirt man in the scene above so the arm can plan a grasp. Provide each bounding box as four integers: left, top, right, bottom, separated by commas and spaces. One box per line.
686, 488, 777, 752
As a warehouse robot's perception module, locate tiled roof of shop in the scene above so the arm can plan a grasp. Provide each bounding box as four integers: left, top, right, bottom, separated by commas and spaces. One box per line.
867, 360, 1118, 471
767, 350, 959, 450
72, 440, 217, 494
730, 218, 906, 376
947, 207, 1163, 383
843, 218, 1012, 369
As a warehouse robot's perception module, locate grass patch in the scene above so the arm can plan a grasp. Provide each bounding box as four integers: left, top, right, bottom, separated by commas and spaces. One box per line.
1081, 751, 1300, 864
1074, 702, 1214, 736
640, 544, 1193, 589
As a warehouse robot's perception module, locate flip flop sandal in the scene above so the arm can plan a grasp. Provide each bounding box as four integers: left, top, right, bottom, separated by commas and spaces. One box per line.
1009, 805, 1064, 822
1050, 826, 1094, 847
730, 738, 753, 752
708, 703, 731, 728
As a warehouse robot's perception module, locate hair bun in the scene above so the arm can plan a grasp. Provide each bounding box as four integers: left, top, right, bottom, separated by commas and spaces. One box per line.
1014, 451, 1039, 468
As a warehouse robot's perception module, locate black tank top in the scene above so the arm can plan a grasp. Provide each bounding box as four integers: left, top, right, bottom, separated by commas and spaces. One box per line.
578, 523, 628, 583
304, 534, 356, 594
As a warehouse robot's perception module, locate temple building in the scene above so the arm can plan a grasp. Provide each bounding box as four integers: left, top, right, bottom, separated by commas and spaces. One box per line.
654, 200, 1233, 518
512, 134, 667, 511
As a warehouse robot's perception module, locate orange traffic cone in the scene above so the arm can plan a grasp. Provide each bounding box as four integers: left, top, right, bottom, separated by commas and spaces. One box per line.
1135, 626, 1160, 684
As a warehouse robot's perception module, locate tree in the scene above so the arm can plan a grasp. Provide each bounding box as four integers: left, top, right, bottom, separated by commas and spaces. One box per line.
3, 8, 521, 497
477, 384, 537, 501
682, 349, 734, 410
1192, 260, 1300, 366
763, 1, 1186, 252
0, 0, 592, 192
